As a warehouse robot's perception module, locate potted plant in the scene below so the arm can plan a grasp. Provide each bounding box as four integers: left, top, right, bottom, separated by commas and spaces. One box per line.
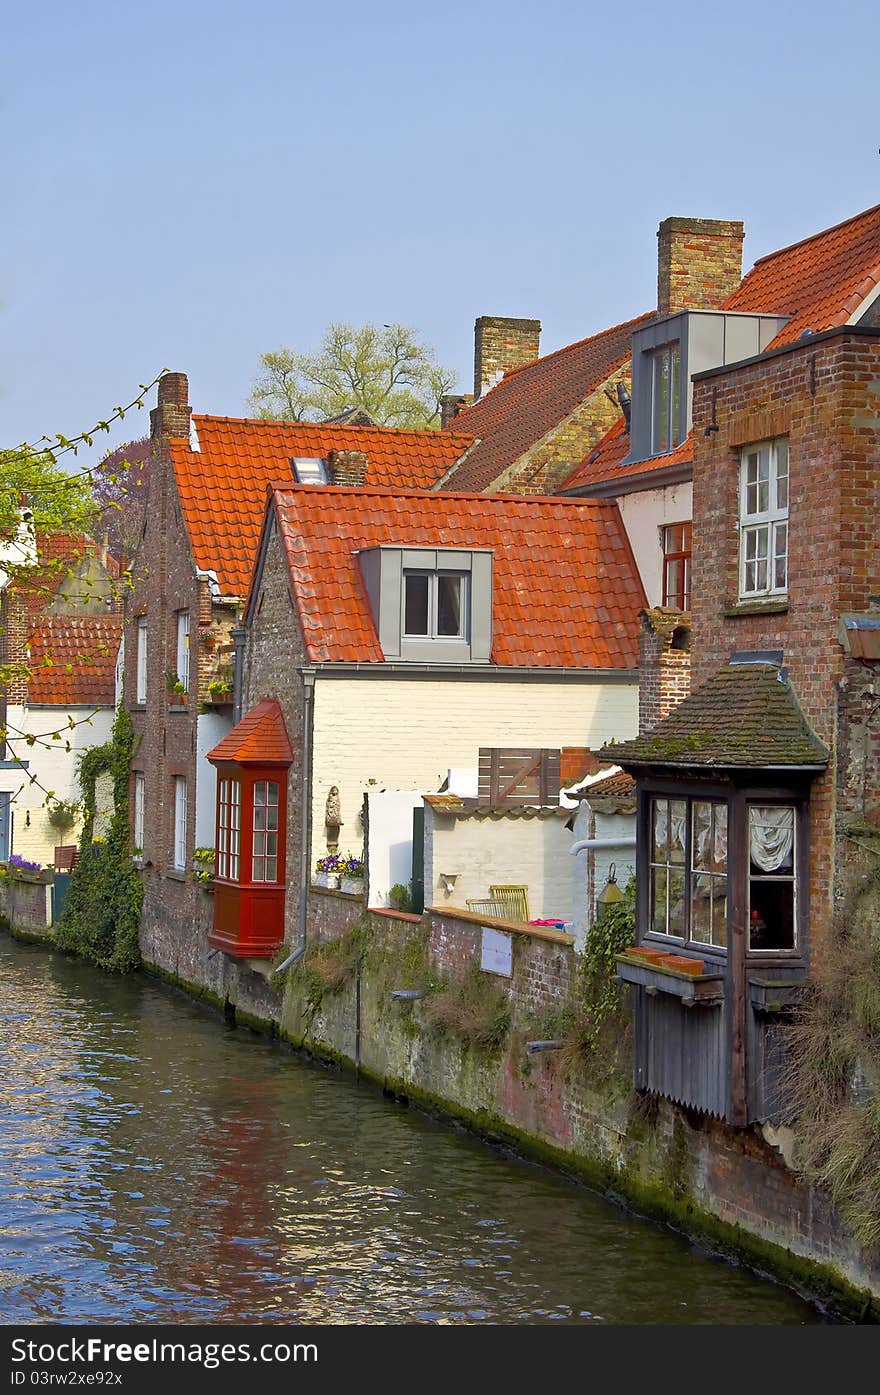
314, 853, 343, 889
191, 847, 215, 888
165, 670, 187, 704
341, 854, 365, 896
3, 853, 49, 884
206, 676, 233, 705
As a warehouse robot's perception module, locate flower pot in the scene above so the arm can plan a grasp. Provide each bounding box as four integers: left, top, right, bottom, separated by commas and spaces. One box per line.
314, 871, 340, 889
341, 876, 364, 897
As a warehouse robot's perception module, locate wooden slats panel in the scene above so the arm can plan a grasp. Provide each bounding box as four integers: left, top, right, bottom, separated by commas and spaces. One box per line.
478, 748, 561, 808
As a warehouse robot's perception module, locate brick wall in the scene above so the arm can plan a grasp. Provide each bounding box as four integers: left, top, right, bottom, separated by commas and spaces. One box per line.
474, 316, 541, 400
490, 370, 626, 495
657, 217, 744, 315
689, 328, 880, 957
637, 608, 691, 734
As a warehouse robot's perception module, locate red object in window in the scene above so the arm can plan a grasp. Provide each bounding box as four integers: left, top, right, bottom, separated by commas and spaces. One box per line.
206, 700, 292, 959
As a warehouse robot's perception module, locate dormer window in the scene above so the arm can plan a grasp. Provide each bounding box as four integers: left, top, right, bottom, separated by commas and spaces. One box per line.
739, 438, 789, 598
651, 344, 682, 454
403, 571, 468, 640
358, 546, 492, 663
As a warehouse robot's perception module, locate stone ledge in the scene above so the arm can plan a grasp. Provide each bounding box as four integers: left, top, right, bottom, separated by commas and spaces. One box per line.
425, 905, 574, 946
371, 907, 423, 924
722, 600, 789, 618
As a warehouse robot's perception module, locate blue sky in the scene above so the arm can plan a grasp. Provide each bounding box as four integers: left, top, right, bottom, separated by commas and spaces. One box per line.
3, 0, 878, 473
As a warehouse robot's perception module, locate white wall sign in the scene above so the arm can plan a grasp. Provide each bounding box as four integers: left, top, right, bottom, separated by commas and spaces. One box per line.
481, 927, 513, 978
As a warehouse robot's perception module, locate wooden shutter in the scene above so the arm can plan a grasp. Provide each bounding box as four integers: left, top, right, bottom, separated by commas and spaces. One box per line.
478, 748, 561, 808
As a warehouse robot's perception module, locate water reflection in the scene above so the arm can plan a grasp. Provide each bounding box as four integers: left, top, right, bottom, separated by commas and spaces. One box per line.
0, 937, 821, 1324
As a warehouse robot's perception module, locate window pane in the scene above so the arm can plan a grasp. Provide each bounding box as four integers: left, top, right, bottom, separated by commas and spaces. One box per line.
437, 575, 463, 636
775, 440, 789, 509
652, 799, 668, 859
267, 804, 278, 832
669, 344, 681, 448
668, 800, 686, 864
773, 523, 788, 590
266, 832, 277, 857
265, 857, 277, 882
712, 879, 728, 948
668, 870, 686, 937
652, 349, 670, 453
749, 806, 794, 873
253, 831, 265, 856
404, 574, 429, 634
749, 880, 795, 951
651, 867, 668, 934
691, 803, 711, 870
664, 556, 686, 609
691, 872, 712, 942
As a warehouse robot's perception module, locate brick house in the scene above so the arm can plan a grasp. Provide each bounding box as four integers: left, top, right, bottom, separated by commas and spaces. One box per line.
604, 322, 880, 1128
126, 373, 475, 950
204, 485, 646, 960
562, 203, 880, 612
1, 529, 122, 864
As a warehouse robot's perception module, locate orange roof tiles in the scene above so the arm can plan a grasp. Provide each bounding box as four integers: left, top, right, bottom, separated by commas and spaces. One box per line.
207, 698, 293, 765
439, 313, 655, 492
265, 486, 646, 668
27, 615, 121, 706
170, 417, 475, 596
725, 202, 880, 346
562, 203, 880, 494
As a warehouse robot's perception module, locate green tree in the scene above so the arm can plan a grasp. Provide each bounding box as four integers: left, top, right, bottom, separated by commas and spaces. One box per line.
247, 322, 457, 429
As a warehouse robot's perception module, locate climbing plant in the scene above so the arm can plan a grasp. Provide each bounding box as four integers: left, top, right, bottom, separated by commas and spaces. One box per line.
55, 701, 142, 972
555, 876, 636, 1081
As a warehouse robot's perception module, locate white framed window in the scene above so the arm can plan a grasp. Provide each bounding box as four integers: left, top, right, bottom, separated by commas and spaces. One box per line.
739, 439, 789, 598
252, 780, 279, 883
651, 343, 682, 455
136, 617, 147, 703
403, 571, 467, 639
133, 773, 145, 851
173, 776, 187, 871
175, 611, 190, 692
217, 779, 241, 880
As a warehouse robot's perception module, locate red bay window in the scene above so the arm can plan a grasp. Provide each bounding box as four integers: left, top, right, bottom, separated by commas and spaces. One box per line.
206, 699, 293, 959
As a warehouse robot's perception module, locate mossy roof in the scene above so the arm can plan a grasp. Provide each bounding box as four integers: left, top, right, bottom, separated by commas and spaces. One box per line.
601, 664, 829, 770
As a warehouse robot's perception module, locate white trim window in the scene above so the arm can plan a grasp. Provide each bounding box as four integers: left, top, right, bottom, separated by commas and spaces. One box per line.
133, 772, 145, 851
136, 616, 147, 703
173, 776, 187, 871
217, 778, 241, 881
739, 439, 789, 598
175, 610, 190, 692
403, 571, 468, 639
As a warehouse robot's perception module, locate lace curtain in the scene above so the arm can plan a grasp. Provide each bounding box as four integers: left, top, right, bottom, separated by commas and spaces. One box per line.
749, 806, 794, 873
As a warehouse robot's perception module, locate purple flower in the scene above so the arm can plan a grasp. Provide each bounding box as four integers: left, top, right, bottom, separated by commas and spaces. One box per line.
7, 853, 42, 873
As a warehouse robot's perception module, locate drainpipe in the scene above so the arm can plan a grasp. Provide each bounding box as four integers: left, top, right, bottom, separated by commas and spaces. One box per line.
274, 666, 316, 973
570, 837, 636, 855
230, 627, 246, 726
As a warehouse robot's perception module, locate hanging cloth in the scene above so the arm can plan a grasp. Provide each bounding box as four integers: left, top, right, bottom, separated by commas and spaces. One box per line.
748, 806, 794, 873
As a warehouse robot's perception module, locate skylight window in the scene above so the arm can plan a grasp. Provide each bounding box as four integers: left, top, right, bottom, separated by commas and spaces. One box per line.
291, 457, 328, 485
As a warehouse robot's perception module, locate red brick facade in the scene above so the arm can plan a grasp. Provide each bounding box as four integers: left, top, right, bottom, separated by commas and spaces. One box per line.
690, 326, 880, 958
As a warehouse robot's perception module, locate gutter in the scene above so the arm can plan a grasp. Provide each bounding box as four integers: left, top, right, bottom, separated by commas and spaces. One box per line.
306, 663, 638, 683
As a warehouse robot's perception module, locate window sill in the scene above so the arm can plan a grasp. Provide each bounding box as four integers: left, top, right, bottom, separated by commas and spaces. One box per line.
748, 975, 807, 1016
616, 952, 724, 1006
723, 599, 789, 617
166, 869, 187, 882
131, 703, 146, 713
167, 703, 191, 713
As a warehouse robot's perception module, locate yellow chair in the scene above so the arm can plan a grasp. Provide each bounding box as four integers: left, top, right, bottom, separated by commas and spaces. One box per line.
489, 885, 530, 921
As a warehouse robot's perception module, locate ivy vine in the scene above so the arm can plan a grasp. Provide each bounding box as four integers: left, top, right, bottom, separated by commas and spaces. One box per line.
55, 701, 143, 972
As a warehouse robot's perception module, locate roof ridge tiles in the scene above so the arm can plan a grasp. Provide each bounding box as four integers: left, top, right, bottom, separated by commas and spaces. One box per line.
190, 413, 475, 439
746, 202, 880, 272
270, 482, 612, 505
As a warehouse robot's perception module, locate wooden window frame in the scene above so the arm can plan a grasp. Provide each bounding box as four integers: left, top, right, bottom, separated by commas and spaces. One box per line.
661, 521, 692, 610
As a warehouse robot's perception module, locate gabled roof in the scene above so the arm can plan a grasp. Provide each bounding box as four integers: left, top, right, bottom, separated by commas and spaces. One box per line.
26, 615, 121, 707
206, 698, 293, 765
438, 313, 654, 493
169, 417, 475, 596
602, 663, 828, 770
12, 532, 121, 620
562, 202, 880, 494
724, 202, 880, 346
264, 485, 646, 668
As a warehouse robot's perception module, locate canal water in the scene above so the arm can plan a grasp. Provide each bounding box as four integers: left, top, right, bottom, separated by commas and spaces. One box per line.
0, 935, 821, 1325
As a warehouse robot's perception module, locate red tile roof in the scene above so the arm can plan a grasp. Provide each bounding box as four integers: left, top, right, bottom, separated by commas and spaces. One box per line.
562, 203, 880, 494
207, 698, 293, 765
26, 615, 121, 706
438, 313, 655, 492
170, 417, 475, 597
725, 202, 880, 346
265, 486, 646, 668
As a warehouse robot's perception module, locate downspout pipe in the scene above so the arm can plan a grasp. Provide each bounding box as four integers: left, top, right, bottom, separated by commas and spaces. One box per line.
274, 667, 316, 974
570, 836, 636, 855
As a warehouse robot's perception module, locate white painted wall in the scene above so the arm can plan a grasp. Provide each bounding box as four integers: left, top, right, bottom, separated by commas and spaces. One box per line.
311, 674, 639, 876
3, 703, 115, 865
616, 481, 693, 607
424, 803, 573, 923
365, 790, 425, 908
195, 711, 233, 847
569, 799, 636, 952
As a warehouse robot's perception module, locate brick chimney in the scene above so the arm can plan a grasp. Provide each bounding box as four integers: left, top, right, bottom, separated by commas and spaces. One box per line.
657, 218, 744, 316
474, 316, 541, 400
638, 608, 691, 734
440, 393, 474, 429
150, 371, 191, 444
327, 449, 368, 486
